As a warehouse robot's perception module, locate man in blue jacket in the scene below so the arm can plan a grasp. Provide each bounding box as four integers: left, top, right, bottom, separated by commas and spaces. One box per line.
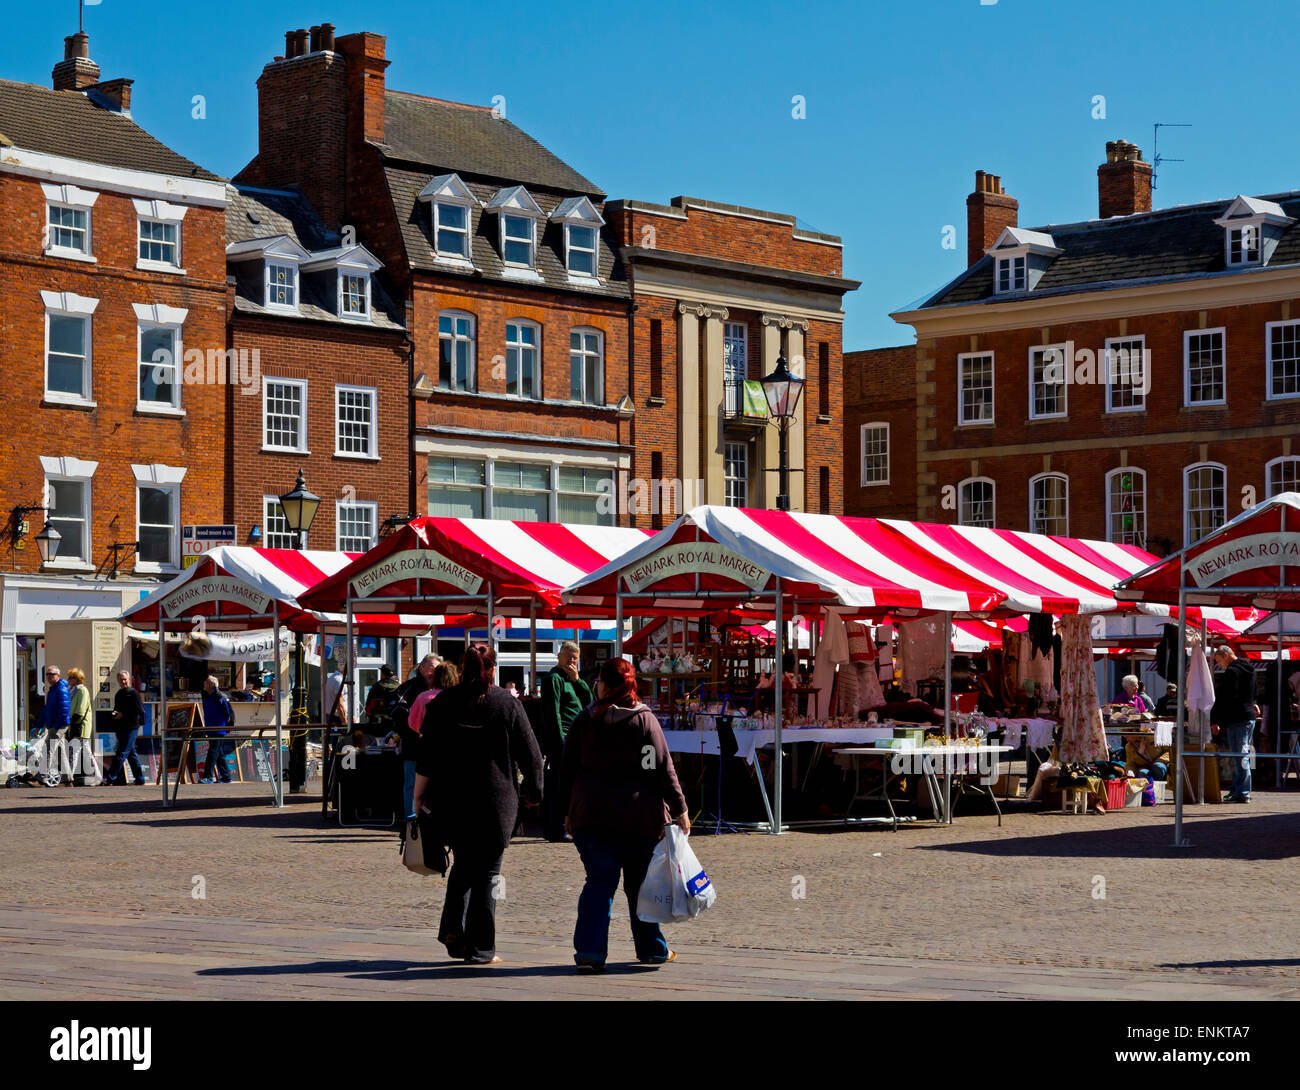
34, 665, 71, 783
199, 676, 234, 784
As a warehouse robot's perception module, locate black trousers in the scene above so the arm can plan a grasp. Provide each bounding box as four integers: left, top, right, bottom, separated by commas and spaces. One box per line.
439, 842, 506, 961
541, 754, 566, 840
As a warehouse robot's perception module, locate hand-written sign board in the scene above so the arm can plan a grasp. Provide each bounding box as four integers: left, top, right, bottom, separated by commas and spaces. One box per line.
155, 703, 200, 782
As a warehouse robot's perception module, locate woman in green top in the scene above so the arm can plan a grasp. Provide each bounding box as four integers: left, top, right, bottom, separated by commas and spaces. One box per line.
65, 668, 101, 785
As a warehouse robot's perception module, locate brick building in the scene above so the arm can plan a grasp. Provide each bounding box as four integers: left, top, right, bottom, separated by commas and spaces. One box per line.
235, 25, 634, 527
0, 33, 228, 747
885, 141, 1300, 550
608, 197, 858, 524
843, 344, 916, 519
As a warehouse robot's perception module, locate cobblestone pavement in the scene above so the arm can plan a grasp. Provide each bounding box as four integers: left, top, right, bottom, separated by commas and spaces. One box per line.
2, 783, 1298, 999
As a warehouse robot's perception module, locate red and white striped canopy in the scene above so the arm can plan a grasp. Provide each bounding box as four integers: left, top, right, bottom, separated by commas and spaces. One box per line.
298, 516, 652, 617
121, 547, 430, 634
1116, 493, 1300, 610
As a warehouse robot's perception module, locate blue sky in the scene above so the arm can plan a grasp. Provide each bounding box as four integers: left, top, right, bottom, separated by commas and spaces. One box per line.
6, 1, 1299, 349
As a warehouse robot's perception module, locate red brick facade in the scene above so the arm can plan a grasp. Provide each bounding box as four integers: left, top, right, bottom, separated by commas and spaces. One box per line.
843, 345, 917, 519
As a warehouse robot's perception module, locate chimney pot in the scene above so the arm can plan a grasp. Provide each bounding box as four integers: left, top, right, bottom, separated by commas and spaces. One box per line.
966, 170, 1018, 267
292, 28, 309, 57
309, 26, 321, 53
284, 31, 297, 57
64, 32, 89, 60
320, 23, 336, 51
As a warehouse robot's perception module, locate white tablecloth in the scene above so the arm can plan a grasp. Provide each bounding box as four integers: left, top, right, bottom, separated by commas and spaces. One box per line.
663, 726, 894, 764
991, 717, 1056, 751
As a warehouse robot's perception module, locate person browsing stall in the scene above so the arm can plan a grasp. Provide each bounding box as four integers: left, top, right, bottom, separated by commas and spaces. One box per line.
1210, 645, 1257, 803
199, 676, 234, 784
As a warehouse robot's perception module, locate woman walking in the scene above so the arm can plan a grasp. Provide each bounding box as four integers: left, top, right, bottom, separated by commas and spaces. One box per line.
561, 657, 690, 972
65, 668, 100, 785
413, 645, 541, 965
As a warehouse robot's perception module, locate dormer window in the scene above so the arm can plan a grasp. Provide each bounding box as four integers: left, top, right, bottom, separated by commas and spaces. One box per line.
502, 215, 534, 267
339, 273, 370, 318
300, 244, 383, 323
484, 186, 545, 278
550, 196, 606, 282
266, 263, 297, 308
417, 174, 481, 265
227, 234, 310, 314
1214, 196, 1293, 269
986, 227, 1062, 296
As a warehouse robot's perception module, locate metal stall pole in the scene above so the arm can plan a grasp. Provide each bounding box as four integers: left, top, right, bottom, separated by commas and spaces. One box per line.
615, 592, 624, 658
345, 591, 356, 726
1199, 614, 1208, 804
159, 608, 170, 809
486, 582, 496, 655
773, 578, 784, 835
943, 610, 954, 824
1174, 584, 1189, 847
272, 609, 284, 808
1278, 621, 1286, 790
529, 600, 537, 695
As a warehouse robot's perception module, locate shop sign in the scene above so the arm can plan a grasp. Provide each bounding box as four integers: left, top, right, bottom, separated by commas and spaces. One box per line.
350, 547, 484, 597
179, 629, 294, 662
1189, 532, 1300, 588
160, 576, 271, 617
182, 524, 237, 569
622, 542, 769, 594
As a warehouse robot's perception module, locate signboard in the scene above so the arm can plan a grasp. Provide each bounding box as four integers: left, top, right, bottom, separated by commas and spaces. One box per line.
350, 547, 484, 597
622, 542, 770, 594
1189, 532, 1300, 588
182, 524, 237, 569
159, 575, 272, 617
179, 629, 294, 662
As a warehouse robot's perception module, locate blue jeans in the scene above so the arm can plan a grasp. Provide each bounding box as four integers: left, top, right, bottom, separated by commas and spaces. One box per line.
1224, 721, 1253, 798
572, 832, 669, 966
202, 737, 232, 782
111, 729, 145, 784
402, 761, 417, 819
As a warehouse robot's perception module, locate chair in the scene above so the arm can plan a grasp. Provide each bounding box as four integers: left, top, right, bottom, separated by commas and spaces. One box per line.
1061, 786, 1087, 814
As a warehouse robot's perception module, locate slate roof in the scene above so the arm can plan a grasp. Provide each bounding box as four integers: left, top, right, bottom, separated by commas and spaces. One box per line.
914, 192, 1300, 310
384, 165, 627, 299
382, 91, 601, 196
0, 78, 219, 181
226, 184, 405, 331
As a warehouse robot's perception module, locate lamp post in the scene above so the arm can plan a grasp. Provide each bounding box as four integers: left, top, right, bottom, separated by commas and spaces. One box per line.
10, 505, 62, 567
759, 355, 806, 512
278, 470, 320, 794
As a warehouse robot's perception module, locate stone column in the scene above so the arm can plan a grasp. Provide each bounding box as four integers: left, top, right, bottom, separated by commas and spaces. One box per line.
786, 319, 810, 512
677, 302, 705, 509
701, 306, 728, 506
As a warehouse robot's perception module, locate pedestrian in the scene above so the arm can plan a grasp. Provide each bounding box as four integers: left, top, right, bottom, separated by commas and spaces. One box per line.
33, 665, 71, 784
404, 660, 458, 817
324, 658, 349, 731
65, 668, 100, 785
1210, 644, 1257, 803
413, 644, 542, 965
1135, 680, 1156, 713
1114, 674, 1145, 710
538, 640, 592, 842
390, 653, 438, 819
364, 664, 400, 725
199, 676, 234, 784
561, 657, 690, 972
107, 671, 147, 786
1155, 683, 1180, 718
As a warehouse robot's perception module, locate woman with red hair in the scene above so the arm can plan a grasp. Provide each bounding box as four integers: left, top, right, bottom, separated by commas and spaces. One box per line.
560, 657, 689, 971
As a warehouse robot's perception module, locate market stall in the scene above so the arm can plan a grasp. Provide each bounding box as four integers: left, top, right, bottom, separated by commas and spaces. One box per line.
1115, 492, 1300, 844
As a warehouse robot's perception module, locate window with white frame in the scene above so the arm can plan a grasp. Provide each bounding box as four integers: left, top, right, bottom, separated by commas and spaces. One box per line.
957, 353, 994, 424
337, 501, 378, 552
46, 311, 91, 401
138, 324, 181, 408
262, 496, 298, 549
438, 311, 476, 391
1267, 320, 1300, 400
557, 466, 614, 525
1266, 457, 1300, 498
493, 461, 551, 521
1030, 345, 1068, 419
428, 456, 486, 518
506, 321, 541, 399
1105, 336, 1146, 412
959, 478, 995, 528
46, 477, 90, 564
1106, 468, 1146, 547
502, 215, 534, 267
1184, 329, 1226, 405
570, 329, 603, 404
860, 423, 889, 486
137, 484, 178, 568
1184, 463, 1226, 544
335, 386, 377, 457
138, 218, 180, 267
723, 442, 749, 507
266, 263, 297, 308
47, 205, 89, 256
1029, 473, 1069, 536
565, 224, 597, 277
1228, 225, 1260, 266
339, 273, 369, 318
263, 379, 306, 451
723, 322, 747, 414
434, 202, 470, 258
996, 255, 1026, 293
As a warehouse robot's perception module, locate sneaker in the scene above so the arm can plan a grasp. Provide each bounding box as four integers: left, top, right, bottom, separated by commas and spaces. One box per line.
198, 777, 216, 784
574, 960, 606, 973
1230, 795, 1251, 803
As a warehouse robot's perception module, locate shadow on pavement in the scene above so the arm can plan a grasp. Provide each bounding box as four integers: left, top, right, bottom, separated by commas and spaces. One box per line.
1157, 958, 1300, 969
916, 811, 1300, 860
197, 957, 649, 981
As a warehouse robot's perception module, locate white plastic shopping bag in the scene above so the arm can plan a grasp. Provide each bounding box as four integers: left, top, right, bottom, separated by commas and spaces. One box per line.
667, 826, 717, 919
636, 835, 676, 923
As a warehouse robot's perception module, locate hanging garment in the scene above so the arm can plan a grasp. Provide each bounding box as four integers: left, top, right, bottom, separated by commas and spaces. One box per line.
1153, 624, 1183, 684
1002, 630, 1022, 692
847, 621, 876, 663
855, 661, 884, 712
1027, 613, 1055, 657
813, 613, 850, 718
1057, 613, 1108, 763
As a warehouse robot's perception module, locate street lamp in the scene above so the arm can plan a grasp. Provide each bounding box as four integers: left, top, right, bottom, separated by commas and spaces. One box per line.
759, 355, 805, 512
10, 505, 61, 564
278, 470, 320, 794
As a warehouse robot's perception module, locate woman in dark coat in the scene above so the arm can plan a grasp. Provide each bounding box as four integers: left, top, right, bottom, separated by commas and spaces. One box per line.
413, 644, 542, 965
561, 657, 689, 972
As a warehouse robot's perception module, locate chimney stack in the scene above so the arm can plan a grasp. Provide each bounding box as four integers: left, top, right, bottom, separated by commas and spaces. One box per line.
320, 23, 336, 51
966, 170, 1018, 268
52, 32, 101, 91
1098, 140, 1153, 219
86, 77, 134, 113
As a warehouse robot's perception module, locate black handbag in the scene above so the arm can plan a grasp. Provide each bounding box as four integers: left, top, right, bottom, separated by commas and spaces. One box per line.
400, 807, 450, 877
